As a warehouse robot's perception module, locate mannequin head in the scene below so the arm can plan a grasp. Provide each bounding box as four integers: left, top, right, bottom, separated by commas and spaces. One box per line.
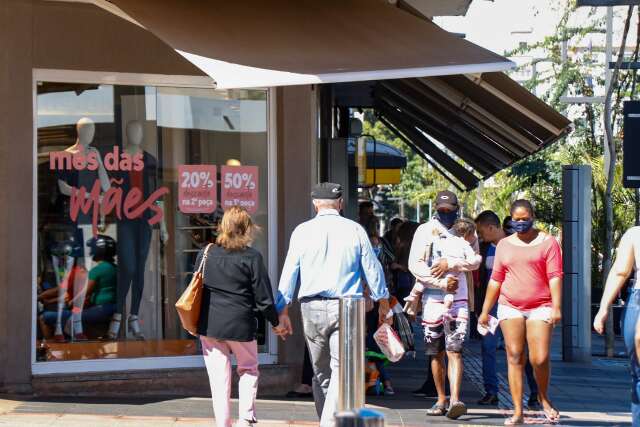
125, 120, 144, 146
76, 117, 95, 147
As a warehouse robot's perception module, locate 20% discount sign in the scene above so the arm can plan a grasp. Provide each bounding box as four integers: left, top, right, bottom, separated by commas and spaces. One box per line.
177, 165, 217, 214
221, 166, 259, 214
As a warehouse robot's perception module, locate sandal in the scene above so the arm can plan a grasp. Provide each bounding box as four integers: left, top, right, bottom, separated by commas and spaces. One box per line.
504, 415, 524, 425
446, 401, 467, 420
426, 402, 448, 416
543, 404, 560, 423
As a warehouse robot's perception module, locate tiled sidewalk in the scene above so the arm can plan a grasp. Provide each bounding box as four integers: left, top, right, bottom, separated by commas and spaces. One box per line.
0, 330, 632, 426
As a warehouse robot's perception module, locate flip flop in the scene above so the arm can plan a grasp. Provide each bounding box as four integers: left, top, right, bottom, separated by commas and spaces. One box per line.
543, 405, 560, 423
504, 415, 524, 425
446, 401, 467, 420
426, 402, 448, 416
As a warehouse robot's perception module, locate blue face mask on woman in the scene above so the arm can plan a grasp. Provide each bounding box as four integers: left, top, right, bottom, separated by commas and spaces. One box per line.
436, 210, 458, 228
509, 219, 534, 234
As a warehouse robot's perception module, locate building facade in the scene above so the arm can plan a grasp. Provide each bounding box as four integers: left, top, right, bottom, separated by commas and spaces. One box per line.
0, 0, 318, 396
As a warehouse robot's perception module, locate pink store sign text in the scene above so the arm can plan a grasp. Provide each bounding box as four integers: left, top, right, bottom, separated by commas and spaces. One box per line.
49, 146, 169, 237
178, 165, 217, 214
220, 166, 259, 214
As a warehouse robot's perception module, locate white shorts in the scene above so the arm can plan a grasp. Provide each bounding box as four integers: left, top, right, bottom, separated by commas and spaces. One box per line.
497, 304, 552, 323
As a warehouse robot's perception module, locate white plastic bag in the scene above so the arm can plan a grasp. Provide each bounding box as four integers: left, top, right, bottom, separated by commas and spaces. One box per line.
373, 323, 405, 362
477, 315, 500, 336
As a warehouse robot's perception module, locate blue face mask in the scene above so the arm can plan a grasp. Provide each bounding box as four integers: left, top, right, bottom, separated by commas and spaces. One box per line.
436, 210, 458, 228
509, 219, 534, 234
373, 246, 381, 258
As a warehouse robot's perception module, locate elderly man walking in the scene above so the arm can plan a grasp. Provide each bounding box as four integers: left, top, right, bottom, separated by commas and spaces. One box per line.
275, 183, 390, 427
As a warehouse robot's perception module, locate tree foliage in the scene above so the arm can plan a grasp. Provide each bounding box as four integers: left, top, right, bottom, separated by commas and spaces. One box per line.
365, 1, 639, 287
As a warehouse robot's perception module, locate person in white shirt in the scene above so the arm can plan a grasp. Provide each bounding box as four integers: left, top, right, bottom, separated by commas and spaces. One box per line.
275, 182, 390, 427
407, 191, 480, 420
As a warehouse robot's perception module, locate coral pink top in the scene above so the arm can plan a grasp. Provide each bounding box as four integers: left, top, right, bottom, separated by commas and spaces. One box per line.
491, 234, 563, 311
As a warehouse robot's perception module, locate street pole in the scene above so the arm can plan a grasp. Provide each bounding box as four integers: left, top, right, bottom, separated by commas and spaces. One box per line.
338, 296, 365, 412
636, 188, 640, 226
604, 7, 613, 178
416, 202, 420, 222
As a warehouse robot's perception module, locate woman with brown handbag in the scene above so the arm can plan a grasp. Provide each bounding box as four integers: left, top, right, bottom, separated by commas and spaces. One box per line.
194, 207, 285, 427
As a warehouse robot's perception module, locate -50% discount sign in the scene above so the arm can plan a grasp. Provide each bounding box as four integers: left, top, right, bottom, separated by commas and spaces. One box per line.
178, 165, 217, 213
220, 166, 259, 214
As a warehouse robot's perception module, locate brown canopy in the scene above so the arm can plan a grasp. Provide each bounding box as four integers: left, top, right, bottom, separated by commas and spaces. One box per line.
373, 73, 572, 189
104, 0, 514, 88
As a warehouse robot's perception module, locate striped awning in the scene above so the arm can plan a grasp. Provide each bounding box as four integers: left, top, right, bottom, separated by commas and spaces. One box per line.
373, 73, 572, 190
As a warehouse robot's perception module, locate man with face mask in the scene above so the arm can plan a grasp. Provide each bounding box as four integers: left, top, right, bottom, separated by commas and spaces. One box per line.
407, 191, 480, 420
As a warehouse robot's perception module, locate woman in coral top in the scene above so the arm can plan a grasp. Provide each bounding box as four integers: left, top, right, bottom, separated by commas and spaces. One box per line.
478, 200, 562, 425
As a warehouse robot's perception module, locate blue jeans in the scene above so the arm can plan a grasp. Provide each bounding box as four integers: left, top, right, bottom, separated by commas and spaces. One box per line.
481, 304, 500, 395
481, 304, 539, 395
42, 303, 116, 328
624, 289, 640, 427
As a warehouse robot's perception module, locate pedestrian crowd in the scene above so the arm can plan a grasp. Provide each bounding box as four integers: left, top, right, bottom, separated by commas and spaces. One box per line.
185, 182, 639, 427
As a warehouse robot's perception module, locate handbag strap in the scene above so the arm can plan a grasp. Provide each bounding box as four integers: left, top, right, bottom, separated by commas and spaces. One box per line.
196, 243, 214, 277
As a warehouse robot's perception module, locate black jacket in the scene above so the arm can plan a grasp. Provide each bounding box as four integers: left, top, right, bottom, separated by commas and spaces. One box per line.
195, 245, 279, 341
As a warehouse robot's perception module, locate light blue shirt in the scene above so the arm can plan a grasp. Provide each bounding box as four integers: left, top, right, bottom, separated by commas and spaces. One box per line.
275, 209, 389, 312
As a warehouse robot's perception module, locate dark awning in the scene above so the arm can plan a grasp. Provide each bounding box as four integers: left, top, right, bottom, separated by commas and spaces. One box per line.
372, 73, 572, 190
98, 0, 513, 89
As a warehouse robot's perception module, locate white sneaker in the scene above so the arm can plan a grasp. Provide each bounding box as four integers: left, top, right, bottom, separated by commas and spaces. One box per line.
234, 420, 255, 427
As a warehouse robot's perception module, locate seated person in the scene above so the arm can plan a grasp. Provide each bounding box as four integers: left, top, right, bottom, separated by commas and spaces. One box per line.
40, 235, 117, 341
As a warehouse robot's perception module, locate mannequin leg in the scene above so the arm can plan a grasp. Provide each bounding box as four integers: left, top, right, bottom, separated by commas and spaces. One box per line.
70, 225, 94, 339
52, 255, 72, 338
108, 220, 135, 339
127, 220, 152, 340
130, 220, 152, 316
116, 220, 135, 315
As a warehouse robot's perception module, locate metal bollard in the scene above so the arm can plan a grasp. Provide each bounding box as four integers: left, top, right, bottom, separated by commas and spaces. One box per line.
335, 409, 385, 427
338, 296, 365, 411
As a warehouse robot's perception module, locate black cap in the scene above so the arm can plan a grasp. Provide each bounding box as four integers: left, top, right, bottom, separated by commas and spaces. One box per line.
311, 182, 343, 199
435, 190, 458, 209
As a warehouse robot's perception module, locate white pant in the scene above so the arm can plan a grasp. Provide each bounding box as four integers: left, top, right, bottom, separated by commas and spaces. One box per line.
200, 336, 259, 427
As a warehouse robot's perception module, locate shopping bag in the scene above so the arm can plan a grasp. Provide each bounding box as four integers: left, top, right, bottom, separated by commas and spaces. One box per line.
392, 302, 415, 352
175, 244, 212, 336
477, 315, 500, 336
373, 323, 405, 362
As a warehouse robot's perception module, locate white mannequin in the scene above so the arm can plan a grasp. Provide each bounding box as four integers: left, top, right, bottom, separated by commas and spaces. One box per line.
124, 120, 169, 243
58, 117, 110, 196
106, 120, 169, 341
56, 117, 110, 340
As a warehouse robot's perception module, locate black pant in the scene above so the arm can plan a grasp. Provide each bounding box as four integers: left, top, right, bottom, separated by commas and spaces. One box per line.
116, 219, 152, 315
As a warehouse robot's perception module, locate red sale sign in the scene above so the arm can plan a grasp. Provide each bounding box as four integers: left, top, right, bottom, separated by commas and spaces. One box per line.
220, 166, 259, 214
178, 165, 217, 213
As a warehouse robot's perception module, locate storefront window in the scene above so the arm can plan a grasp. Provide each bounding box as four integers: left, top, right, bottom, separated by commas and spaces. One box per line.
35, 81, 269, 363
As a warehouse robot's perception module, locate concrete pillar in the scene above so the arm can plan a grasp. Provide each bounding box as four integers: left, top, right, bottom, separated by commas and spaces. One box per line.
562, 165, 592, 363
0, 0, 35, 392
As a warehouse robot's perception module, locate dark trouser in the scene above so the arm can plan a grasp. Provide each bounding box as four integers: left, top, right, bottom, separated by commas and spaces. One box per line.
624, 288, 640, 427
116, 219, 152, 315
42, 303, 116, 327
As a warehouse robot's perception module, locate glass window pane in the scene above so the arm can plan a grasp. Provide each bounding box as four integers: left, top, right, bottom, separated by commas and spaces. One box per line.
36, 81, 270, 362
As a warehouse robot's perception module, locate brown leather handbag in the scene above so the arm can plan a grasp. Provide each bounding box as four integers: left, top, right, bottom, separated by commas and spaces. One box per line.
176, 243, 212, 336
